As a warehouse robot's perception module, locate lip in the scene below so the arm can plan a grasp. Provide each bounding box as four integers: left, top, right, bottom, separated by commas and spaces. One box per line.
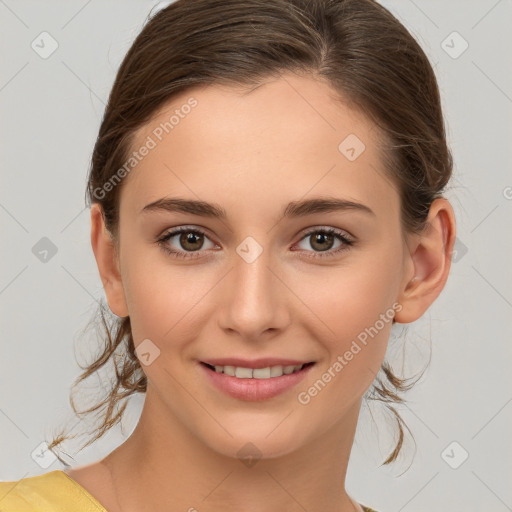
199, 360, 315, 401
201, 357, 311, 369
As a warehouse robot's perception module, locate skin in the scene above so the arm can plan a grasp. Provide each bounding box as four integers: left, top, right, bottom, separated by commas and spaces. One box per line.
65, 72, 455, 512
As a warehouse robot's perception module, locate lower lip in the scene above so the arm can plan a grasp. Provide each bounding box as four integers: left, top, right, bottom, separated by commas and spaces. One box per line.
200, 362, 315, 401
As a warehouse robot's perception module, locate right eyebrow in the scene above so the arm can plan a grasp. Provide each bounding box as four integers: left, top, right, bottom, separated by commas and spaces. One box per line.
140, 197, 227, 219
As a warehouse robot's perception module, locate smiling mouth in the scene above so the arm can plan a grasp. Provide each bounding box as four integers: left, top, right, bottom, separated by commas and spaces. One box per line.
200, 361, 315, 379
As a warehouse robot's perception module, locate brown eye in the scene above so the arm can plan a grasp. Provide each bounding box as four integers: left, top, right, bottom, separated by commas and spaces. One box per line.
294, 227, 354, 260
179, 231, 205, 251
157, 227, 216, 259
309, 232, 335, 252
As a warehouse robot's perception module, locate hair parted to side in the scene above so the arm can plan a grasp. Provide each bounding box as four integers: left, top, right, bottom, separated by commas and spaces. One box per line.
47, 0, 452, 466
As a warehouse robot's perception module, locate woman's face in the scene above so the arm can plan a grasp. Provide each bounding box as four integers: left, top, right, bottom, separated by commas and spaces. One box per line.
104, 72, 416, 458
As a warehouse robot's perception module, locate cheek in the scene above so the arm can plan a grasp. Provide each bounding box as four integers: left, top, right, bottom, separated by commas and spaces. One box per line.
120, 246, 216, 348
297, 250, 401, 345
291, 246, 403, 397
324, 271, 397, 346
294, 269, 397, 419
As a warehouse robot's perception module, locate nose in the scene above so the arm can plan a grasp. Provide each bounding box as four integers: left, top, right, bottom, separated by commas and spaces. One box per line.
216, 242, 291, 342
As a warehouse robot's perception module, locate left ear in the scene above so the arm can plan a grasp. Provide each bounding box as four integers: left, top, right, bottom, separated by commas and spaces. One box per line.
394, 198, 456, 324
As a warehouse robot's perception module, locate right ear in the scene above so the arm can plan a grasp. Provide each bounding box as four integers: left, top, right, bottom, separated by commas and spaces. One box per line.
90, 203, 129, 317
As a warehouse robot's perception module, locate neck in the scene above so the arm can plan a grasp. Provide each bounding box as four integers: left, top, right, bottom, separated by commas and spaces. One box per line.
101, 389, 364, 512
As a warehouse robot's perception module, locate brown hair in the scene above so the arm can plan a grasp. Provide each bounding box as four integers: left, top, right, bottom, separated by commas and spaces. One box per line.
47, 0, 452, 466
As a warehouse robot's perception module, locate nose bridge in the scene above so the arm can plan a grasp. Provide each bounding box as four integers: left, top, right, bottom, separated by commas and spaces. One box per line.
217, 235, 289, 339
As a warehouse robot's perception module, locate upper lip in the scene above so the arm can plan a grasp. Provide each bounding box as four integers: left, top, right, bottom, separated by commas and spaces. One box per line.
200, 358, 314, 369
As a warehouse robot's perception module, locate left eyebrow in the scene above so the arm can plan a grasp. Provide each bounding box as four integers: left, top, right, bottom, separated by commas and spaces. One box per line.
282, 196, 375, 218
140, 196, 375, 218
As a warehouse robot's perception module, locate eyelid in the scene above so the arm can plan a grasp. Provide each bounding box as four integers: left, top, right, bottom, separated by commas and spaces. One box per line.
157, 225, 218, 248
297, 225, 354, 241
291, 226, 354, 258
158, 224, 215, 238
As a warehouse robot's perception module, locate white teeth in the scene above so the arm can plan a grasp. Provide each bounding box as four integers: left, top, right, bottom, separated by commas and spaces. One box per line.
253, 367, 271, 379
210, 363, 306, 378
223, 365, 235, 376
235, 367, 253, 379
270, 365, 283, 377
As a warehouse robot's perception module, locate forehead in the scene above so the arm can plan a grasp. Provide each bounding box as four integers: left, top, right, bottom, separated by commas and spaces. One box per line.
120, 72, 398, 221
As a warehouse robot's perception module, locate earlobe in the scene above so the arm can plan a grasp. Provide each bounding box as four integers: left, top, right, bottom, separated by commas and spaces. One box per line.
90, 204, 129, 318
394, 198, 456, 324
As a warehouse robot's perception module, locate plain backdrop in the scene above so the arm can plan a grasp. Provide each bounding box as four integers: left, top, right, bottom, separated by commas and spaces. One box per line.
1, 1, 511, 511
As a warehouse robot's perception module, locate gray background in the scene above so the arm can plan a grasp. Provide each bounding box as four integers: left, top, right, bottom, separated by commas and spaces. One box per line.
1, 1, 511, 510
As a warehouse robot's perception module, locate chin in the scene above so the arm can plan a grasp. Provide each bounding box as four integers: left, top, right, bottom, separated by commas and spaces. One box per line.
199, 421, 309, 463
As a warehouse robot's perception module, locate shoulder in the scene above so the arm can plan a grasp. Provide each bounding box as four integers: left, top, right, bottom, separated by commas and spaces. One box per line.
0, 470, 107, 512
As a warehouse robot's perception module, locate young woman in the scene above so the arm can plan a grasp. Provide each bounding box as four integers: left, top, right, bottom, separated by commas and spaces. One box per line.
0, 0, 455, 510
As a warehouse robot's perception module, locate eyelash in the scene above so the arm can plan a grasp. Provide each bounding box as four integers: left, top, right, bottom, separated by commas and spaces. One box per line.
156, 226, 354, 260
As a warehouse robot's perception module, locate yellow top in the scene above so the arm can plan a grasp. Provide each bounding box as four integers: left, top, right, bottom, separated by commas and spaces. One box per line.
0, 470, 107, 512
0, 470, 377, 512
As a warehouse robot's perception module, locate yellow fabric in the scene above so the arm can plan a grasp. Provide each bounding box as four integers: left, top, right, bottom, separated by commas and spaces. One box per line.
0, 470, 107, 512
0, 470, 377, 512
